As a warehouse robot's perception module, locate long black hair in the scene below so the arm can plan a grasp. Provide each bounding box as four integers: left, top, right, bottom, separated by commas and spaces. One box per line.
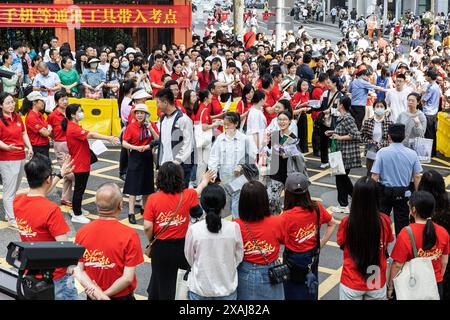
107, 57, 122, 82
193, 89, 210, 116
201, 184, 226, 233
241, 83, 254, 109
61, 104, 80, 132
201, 60, 214, 84
118, 79, 136, 114
410, 191, 437, 251
54, 90, 68, 107
19, 97, 33, 115
346, 177, 382, 279
418, 170, 450, 215
182, 90, 195, 117
0, 92, 17, 126
284, 189, 317, 211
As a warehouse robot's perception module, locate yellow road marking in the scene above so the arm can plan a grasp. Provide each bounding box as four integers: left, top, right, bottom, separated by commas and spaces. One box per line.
311, 181, 336, 188
319, 267, 342, 299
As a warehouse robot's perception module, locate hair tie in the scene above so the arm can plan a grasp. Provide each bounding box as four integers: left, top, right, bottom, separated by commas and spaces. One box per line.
427, 217, 432, 220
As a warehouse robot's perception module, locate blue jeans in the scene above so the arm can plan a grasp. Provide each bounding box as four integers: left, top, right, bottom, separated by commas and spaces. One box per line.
182, 163, 194, 189
54, 274, 78, 300
188, 290, 237, 300
283, 249, 319, 300
231, 191, 240, 219
237, 261, 285, 300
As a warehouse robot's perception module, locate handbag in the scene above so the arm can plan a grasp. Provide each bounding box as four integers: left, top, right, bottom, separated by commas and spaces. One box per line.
318, 91, 340, 128
90, 149, 98, 164
243, 222, 290, 284
284, 205, 321, 297
328, 139, 346, 176
392, 226, 440, 300
193, 108, 213, 148
175, 268, 191, 300
241, 136, 259, 181
144, 192, 184, 258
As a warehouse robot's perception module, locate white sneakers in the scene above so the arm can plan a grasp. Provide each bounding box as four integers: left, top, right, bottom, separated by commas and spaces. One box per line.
71, 214, 91, 224
69, 208, 90, 216
320, 163, 330, 169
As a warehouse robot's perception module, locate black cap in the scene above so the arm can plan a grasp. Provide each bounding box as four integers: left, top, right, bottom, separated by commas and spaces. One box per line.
388, 123, 405, 136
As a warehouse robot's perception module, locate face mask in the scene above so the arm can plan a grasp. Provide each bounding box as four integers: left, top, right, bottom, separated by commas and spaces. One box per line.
121, 61, 129, 69
76, 112, 84, 121
90, 63, 98, 69
374, 108, 385, 116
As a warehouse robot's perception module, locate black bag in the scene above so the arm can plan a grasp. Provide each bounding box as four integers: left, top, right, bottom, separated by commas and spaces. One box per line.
90, 149, 98, 164
241, 137, 259, 181
243, 222, 290, 284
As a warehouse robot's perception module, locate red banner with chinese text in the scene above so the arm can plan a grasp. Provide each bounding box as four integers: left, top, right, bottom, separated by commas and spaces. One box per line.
0, 4, 191, 28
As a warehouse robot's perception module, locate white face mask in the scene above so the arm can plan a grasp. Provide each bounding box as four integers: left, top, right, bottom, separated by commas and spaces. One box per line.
76, 112, 84, 121
374, 108, 385, 117
121, 61, 129, 69
90, 63, 98, 69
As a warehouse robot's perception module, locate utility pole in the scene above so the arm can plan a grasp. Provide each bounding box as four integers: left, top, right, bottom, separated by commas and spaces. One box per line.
275, 0, 283, 50
382, 0, 388, 33
234, 0, 245, 36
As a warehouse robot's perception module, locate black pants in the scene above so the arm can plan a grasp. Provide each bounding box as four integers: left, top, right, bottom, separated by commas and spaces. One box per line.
119, 147, 128, 177
32, 145, 50, 159
350, 106, 366, 130
147, 238, 189, 300
366, 158, 375, 177
331, 15, 336, 23
319, 124, 330, 164
182, 163, 194, 189
312, 122, 321, 156
297, 113, 309, 153
379, 186, 410, 236
425, 114, 437, 157
73, 172, 90, 216
336, 169, 353, 207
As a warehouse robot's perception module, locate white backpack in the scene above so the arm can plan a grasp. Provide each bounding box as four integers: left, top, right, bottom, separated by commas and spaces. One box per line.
393, 226, 440, 300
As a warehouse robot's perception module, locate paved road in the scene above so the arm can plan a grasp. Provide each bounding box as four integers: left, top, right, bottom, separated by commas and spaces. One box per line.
1, 144, 450, 300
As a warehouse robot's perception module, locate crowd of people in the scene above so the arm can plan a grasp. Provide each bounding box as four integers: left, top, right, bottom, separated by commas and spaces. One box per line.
0, 9, 449, 301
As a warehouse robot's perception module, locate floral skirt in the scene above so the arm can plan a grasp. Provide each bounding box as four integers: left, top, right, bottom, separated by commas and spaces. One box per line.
267, 179, 285, 215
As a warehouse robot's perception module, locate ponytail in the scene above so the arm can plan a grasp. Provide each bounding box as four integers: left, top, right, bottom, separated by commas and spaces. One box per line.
200, 184, 226, 234
205, 208, 222, 233
410, 191, 437, 251
423, 218, 437, 251
62, 103, 81, 132
20, 98, 33, 115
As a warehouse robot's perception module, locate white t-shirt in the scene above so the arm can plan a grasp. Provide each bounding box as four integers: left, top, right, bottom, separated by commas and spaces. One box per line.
98, 63, 110, 75
385, 88, 412, 122
218, 71, 235, 93
367, 118, 383, 160
246, 107, 267, 151
160, 113, 177, 165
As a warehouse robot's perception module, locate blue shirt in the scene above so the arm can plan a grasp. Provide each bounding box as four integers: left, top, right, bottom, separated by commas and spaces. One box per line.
371, 143, 422, 187
348, 78, 376, 106
80, 69, 106, 87
422, 81, 441, 116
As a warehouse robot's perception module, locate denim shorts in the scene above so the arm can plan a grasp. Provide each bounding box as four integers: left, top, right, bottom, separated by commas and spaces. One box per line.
237, 261, 285, 300
54, 274, 78, 300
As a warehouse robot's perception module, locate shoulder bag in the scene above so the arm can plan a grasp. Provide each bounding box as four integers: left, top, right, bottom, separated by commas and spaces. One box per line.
144, 192, 184, 258
392, 226, 440, 300
320, 91, 341, 128
243, 222, 290, 284
193, 108, 213, 148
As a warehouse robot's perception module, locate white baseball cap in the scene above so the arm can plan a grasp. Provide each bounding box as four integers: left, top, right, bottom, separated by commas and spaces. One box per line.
27, 91, 47, 103
131, 89, 151, 100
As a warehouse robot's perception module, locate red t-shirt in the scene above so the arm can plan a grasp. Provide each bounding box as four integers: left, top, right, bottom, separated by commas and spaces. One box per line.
337, 214, 394, 291
171, 73, 183, 99
176, 100, 186, 113
66, 121, 90, 173
391, 223, 450, 283
262, 89, 276, 124
0, 113, 25, 161
311, 84, 326, 120
143, 189, 199, 240
149, 66, 166, 97
235, 216, 284, 265
243, 31, 256, 49
236, 100, 251, 126
25, 110, 49, 146
47, 108, 66, 142
280, 202, 332, 252
209, 95, 223, 133
14, 194, 71, 280
270, 82, 282, 102
190, 104, 212, 125
197, 71, 212, 91
75, 220, 144, 298
291, 91, 310, 110
123, 120, 158, 147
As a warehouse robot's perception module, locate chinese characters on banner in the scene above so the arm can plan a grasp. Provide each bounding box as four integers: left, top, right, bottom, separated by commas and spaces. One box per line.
0, 4, 191, 28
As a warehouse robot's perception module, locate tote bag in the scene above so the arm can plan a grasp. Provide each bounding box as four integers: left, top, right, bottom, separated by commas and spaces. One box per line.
175, 268, 190, 300
393, 226, 440, 300
193, 108, 213, 148
329, 139, 346, 176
